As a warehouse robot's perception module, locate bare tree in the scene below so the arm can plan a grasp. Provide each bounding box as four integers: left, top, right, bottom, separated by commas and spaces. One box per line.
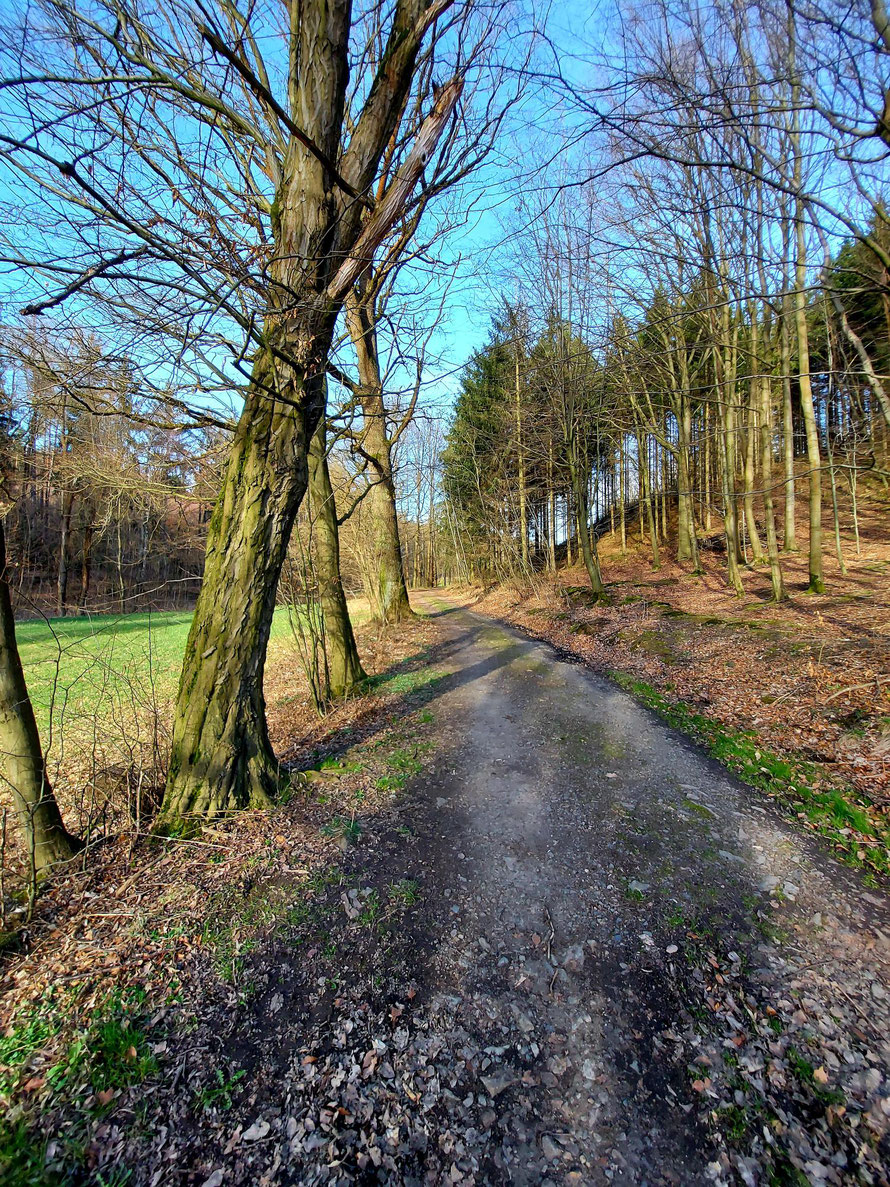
1, 0, 490, 818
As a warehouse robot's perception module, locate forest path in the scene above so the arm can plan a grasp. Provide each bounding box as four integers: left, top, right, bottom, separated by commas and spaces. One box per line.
361, 591, 890, 1185
134, 594, 890, 1186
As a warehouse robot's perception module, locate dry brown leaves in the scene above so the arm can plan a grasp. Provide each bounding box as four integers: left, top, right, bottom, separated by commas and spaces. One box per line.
0, 610, 445, 1090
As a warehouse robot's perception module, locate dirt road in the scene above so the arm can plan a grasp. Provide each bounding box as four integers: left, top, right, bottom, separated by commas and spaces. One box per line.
129, 595, 890, 1185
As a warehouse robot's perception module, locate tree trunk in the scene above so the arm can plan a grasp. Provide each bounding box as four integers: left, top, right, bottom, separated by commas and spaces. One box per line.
78, 520, 93, 613
515, 342, 529, 570
825, 416, 847, 577
714, 331, 745, 596
618, 436, 627, 554
787, 21, 821, 587
307, 416, 366, 698
426, 490, 436, 586
547, 439, 557, 571
742, 382, 764, 563
57, 489, 73, 617
345, 292, 414, 624
675, 388, 701, 570
159, 0, 456, 821
780, 304, 798, 551
162, 349, 324, 820
703, 403, 712, 531
794, 213, 825, 592
569, 453, 605, 596
116, 519, 126, 613
636, 429, 660, 570
759, 372, 787, 602
0, 519, 80, 870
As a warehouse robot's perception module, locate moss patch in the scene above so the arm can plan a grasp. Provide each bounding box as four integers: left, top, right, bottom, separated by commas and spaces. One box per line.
610, 672, 889, 880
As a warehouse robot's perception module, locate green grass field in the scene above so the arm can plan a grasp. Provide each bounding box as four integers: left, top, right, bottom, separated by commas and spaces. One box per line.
16, 608, 298, 756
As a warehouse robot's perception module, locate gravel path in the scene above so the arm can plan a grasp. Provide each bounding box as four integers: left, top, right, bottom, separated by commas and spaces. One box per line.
128, 596, 890, 1186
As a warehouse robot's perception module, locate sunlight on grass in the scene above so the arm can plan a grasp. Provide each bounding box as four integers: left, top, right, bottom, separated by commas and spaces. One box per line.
15, 604, 352, 757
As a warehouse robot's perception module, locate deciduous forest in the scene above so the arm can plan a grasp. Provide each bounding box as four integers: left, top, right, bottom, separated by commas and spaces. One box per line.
0, 0, 888, 1183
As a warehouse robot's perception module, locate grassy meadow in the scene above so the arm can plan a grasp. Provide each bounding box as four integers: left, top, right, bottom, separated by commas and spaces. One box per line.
15, 607, 303, 769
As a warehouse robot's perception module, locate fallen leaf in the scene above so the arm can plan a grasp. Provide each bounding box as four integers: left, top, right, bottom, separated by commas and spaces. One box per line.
242, 1118, 271, 1142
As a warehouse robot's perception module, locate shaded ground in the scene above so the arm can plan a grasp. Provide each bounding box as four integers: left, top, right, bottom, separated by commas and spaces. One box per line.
82, 594, 890, 1185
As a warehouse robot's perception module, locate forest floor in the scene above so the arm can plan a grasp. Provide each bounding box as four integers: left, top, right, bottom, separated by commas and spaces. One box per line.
2, 592, 888, 1185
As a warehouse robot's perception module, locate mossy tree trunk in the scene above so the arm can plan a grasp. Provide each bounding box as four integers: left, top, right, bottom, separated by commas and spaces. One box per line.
0, 518, 81, 870
164, 349, 327, 817
345, 290, 414, 625
307, 415, 366, 698
160, 0, 460, 821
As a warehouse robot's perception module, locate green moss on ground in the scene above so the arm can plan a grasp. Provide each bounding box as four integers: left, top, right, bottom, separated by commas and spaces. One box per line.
610, 672, 889, 880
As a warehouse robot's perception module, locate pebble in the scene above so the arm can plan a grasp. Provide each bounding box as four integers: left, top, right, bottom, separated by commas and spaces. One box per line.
541, 1136, 561, 1161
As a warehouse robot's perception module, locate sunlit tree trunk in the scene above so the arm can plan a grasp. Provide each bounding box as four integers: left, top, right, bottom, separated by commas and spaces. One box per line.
714, 316, 744, 595
780, 296, 798, 551
707, 403, 716, 534
787, 11, 823, 590
742, 377, 764, 563
673, 363, 701, 570
759, 369, 787, 602
307, 416, 366, 698
0, 519, 81, 870
793, 213, 824, 592
345, 291, 414, 624
635, 426, 660, 570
